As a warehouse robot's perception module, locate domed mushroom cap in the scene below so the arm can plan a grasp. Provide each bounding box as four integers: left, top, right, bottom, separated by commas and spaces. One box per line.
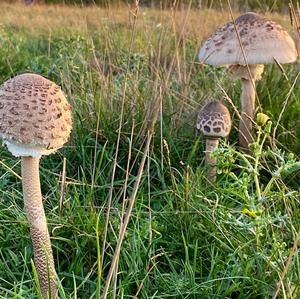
196, 101, 231, 138
0, 73, 72, 157
199, 12, 297, 66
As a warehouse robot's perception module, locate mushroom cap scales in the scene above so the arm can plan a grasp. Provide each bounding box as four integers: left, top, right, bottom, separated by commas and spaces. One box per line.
196, 101, 231, 138
0, 73, 72, 157
199, 12, 297, 66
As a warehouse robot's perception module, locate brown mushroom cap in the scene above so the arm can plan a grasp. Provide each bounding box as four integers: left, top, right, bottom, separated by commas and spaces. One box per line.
0, 73, 72, 157
199, 12, 297, 66
196, 101, 231, 138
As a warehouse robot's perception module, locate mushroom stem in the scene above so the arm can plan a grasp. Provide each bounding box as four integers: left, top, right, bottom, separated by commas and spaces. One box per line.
205, 138, 219, 183
21, 157, 57, 299
239, 77, 256, 151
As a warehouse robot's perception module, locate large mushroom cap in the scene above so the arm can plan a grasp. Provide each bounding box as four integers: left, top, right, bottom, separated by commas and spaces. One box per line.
0, 73, 72, 157
199, 12, 297, 66
196, 101, 231, 138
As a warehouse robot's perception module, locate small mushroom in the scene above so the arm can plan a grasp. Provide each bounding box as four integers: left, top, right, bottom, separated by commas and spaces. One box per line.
199, 12, 297, 151
0, 73, 72, 298
196, 101, 231, 183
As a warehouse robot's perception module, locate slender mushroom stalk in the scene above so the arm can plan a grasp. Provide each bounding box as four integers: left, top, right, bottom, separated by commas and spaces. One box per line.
230, 64, 264, 150
198, 12, 297, 151
204, 138, 219, 183
239, 78, 255, 148
0, 73, 72, 299
22, 156, 57, 296
196, 101, 231, 183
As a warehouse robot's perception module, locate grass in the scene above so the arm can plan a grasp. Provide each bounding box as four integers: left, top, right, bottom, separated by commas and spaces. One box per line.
0, 2, 299, 298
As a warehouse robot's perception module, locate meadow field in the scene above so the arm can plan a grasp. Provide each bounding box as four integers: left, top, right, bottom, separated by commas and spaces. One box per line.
0, 2, 299, 298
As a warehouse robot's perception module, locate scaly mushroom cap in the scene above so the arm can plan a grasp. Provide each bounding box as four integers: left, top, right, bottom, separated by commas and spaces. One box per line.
196, 101, 231, 138
0, 73, 72, 157
199, 12, 297, 66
